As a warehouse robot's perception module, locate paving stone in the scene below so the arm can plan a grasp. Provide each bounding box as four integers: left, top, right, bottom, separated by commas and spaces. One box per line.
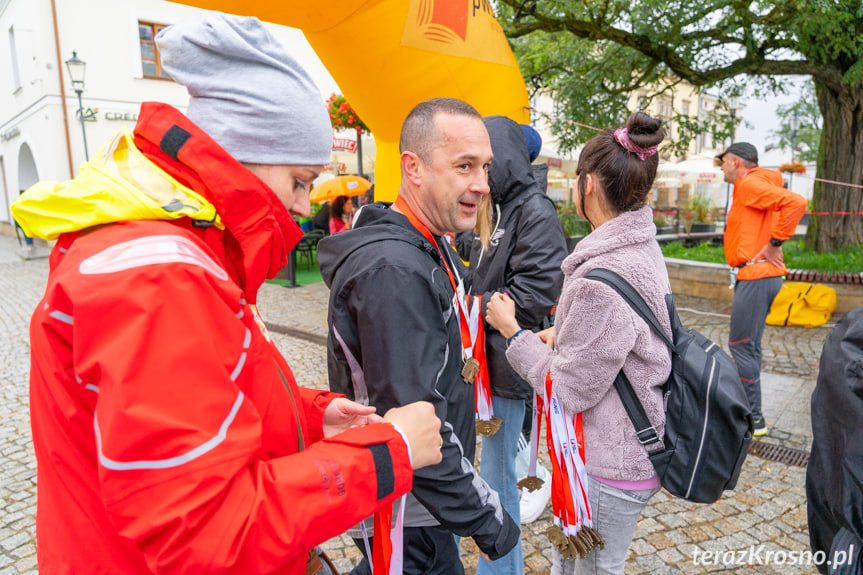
657, 513, 689, 529
630, 538, 658, 556
657, 545, 686, 565
0, 533, 29, 552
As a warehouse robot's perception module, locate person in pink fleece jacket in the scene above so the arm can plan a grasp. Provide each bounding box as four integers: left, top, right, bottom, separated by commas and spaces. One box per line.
486, 112, 672, 575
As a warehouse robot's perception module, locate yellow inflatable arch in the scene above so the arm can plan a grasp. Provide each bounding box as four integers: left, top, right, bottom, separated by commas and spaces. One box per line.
175, 0, 529, 199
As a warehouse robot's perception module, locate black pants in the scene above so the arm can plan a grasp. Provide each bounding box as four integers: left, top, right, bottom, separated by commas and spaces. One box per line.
728, 276, 783, 421
350, 525, 464, 575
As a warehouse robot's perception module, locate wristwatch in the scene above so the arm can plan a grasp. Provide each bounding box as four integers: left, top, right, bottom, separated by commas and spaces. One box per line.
769, 238, 784, 247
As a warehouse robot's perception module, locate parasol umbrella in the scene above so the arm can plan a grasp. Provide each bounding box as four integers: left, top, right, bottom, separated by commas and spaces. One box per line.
310, 175, 371, 203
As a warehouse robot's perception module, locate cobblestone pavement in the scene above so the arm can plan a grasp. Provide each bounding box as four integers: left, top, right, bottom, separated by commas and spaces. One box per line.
0, 233, 840, 574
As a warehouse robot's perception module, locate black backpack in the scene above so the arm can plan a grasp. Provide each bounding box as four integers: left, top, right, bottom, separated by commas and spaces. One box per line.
586, 268, 753, 504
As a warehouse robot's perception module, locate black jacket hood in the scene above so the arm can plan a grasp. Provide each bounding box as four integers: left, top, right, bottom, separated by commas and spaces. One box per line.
484, 115, 537, 206
318, 202, 440, 287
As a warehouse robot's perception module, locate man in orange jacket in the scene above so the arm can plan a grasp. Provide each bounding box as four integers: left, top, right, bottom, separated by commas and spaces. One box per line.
717, 142, 807, 437
12, 12, 443, 574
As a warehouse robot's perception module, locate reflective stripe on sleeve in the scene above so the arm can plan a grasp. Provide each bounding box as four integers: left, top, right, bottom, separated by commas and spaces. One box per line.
79, 235, 229, 280
49, 310, 74, 325
95, 391, 245, 471
229, 328, 251, 381
333, 325, 368, 406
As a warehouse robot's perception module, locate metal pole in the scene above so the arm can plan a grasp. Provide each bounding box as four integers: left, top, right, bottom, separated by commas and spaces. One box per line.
76, 89, 89, 161
286, 247, 298, 288
356, 128, 364, 178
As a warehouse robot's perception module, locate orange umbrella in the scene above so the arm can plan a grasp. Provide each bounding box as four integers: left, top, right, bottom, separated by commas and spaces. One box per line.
310, 175, 371, 203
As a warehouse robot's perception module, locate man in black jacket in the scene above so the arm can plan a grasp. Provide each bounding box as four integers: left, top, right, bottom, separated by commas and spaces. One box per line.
318, 98, 518, 574
806, 308, 863, 575
458, 116, 567, 575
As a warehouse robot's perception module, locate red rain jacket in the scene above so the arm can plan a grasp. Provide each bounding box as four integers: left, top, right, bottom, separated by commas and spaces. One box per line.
28, 103, 412, 574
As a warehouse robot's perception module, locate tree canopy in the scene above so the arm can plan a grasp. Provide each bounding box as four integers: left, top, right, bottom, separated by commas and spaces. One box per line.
768, 80, 822, 164
496, 0, 863, 249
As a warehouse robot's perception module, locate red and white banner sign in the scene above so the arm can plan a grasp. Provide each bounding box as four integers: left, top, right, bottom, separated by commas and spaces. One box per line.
332, 137, 357, 153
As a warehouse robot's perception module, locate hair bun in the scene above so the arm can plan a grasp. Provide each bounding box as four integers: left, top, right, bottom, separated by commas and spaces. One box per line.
625, 112, 664, 149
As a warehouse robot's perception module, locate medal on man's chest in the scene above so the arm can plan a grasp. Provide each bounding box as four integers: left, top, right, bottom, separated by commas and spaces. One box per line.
461, 357, 480, 384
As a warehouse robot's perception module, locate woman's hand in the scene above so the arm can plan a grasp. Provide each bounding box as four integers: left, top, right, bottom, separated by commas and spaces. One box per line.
486, 292, 521, 338
322, 398, 382, 437
536, 327, 555, 349
384, 402, 443, 470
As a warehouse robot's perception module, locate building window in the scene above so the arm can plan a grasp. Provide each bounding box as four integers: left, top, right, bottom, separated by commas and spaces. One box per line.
139, 21, 171, 79
8, 26, 21, 91
658, 99, 673, 120
681, 100, 691, 138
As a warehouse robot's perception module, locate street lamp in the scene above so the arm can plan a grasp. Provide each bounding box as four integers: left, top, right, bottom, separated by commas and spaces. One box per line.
789, 113, 801, 191
65, 51, 89, 161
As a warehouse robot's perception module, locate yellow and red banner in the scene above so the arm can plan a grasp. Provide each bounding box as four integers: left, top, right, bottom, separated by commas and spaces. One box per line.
173, 0, 529, 198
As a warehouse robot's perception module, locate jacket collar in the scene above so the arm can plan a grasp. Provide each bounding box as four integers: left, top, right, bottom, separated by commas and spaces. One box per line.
132, 102, 303, 300
562, 205, 656, 274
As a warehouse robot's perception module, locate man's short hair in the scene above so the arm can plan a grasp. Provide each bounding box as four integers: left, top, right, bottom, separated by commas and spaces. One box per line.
399, 98, 482, 163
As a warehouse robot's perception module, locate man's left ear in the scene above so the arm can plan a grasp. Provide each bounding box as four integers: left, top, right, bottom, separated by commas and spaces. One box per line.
401, 151, 424, 186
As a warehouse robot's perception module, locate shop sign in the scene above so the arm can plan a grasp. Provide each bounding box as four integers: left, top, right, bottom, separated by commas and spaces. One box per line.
105, 111, 139, 122
332, 137, 357, 153
75, 107, 98, 122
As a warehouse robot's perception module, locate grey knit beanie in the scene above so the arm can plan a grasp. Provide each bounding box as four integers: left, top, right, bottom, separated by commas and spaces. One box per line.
155, 12, 332, 165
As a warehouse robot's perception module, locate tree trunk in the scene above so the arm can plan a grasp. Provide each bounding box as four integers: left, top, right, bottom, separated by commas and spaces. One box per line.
805, 80, 863, 251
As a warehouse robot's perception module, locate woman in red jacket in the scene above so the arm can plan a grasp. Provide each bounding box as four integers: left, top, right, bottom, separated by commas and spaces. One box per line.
329, 195, 354, 234
12, 12, 442, 574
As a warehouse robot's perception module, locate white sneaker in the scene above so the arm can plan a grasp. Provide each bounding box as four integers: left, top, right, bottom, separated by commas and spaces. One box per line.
519, 464, 551, 524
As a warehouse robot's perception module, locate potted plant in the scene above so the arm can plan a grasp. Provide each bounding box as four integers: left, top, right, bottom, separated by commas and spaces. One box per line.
778, 161, 806, 175
681, 192, 715, 234
557, 202, 592, 251
653, 213, 674, 236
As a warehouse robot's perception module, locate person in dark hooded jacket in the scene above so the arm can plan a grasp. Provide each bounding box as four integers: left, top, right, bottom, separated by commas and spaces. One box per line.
318, 98, 519, 574
806, 307, 863, 575
460, 116, 567, 575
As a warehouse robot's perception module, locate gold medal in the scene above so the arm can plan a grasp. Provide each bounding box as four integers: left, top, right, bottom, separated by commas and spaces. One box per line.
475, 415, 502, 436
569, 532, 587, 559
516, 475, 544, 492
546, 525, 570, 557
461, 357, 480, 384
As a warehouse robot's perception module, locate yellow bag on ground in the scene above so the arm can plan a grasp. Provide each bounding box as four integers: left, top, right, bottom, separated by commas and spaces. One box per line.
766, 282, 837, 328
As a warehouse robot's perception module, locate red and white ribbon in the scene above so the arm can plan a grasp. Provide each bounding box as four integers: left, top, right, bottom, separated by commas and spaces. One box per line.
467, 294, 494, 421
366, 494, 406, 575
543, 371, 594, 535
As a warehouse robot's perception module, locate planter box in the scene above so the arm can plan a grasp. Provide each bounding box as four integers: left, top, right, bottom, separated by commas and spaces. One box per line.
664, 257, 863, 314
688, 222, 716, 233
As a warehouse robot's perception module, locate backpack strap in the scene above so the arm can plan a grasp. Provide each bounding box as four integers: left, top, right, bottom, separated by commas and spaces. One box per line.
614, 371, 663, 451
584, 268, 673, 350
584, 268, 668, 452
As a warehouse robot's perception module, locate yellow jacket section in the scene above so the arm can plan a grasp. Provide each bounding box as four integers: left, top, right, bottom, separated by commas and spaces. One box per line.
11, 129, 220, 241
